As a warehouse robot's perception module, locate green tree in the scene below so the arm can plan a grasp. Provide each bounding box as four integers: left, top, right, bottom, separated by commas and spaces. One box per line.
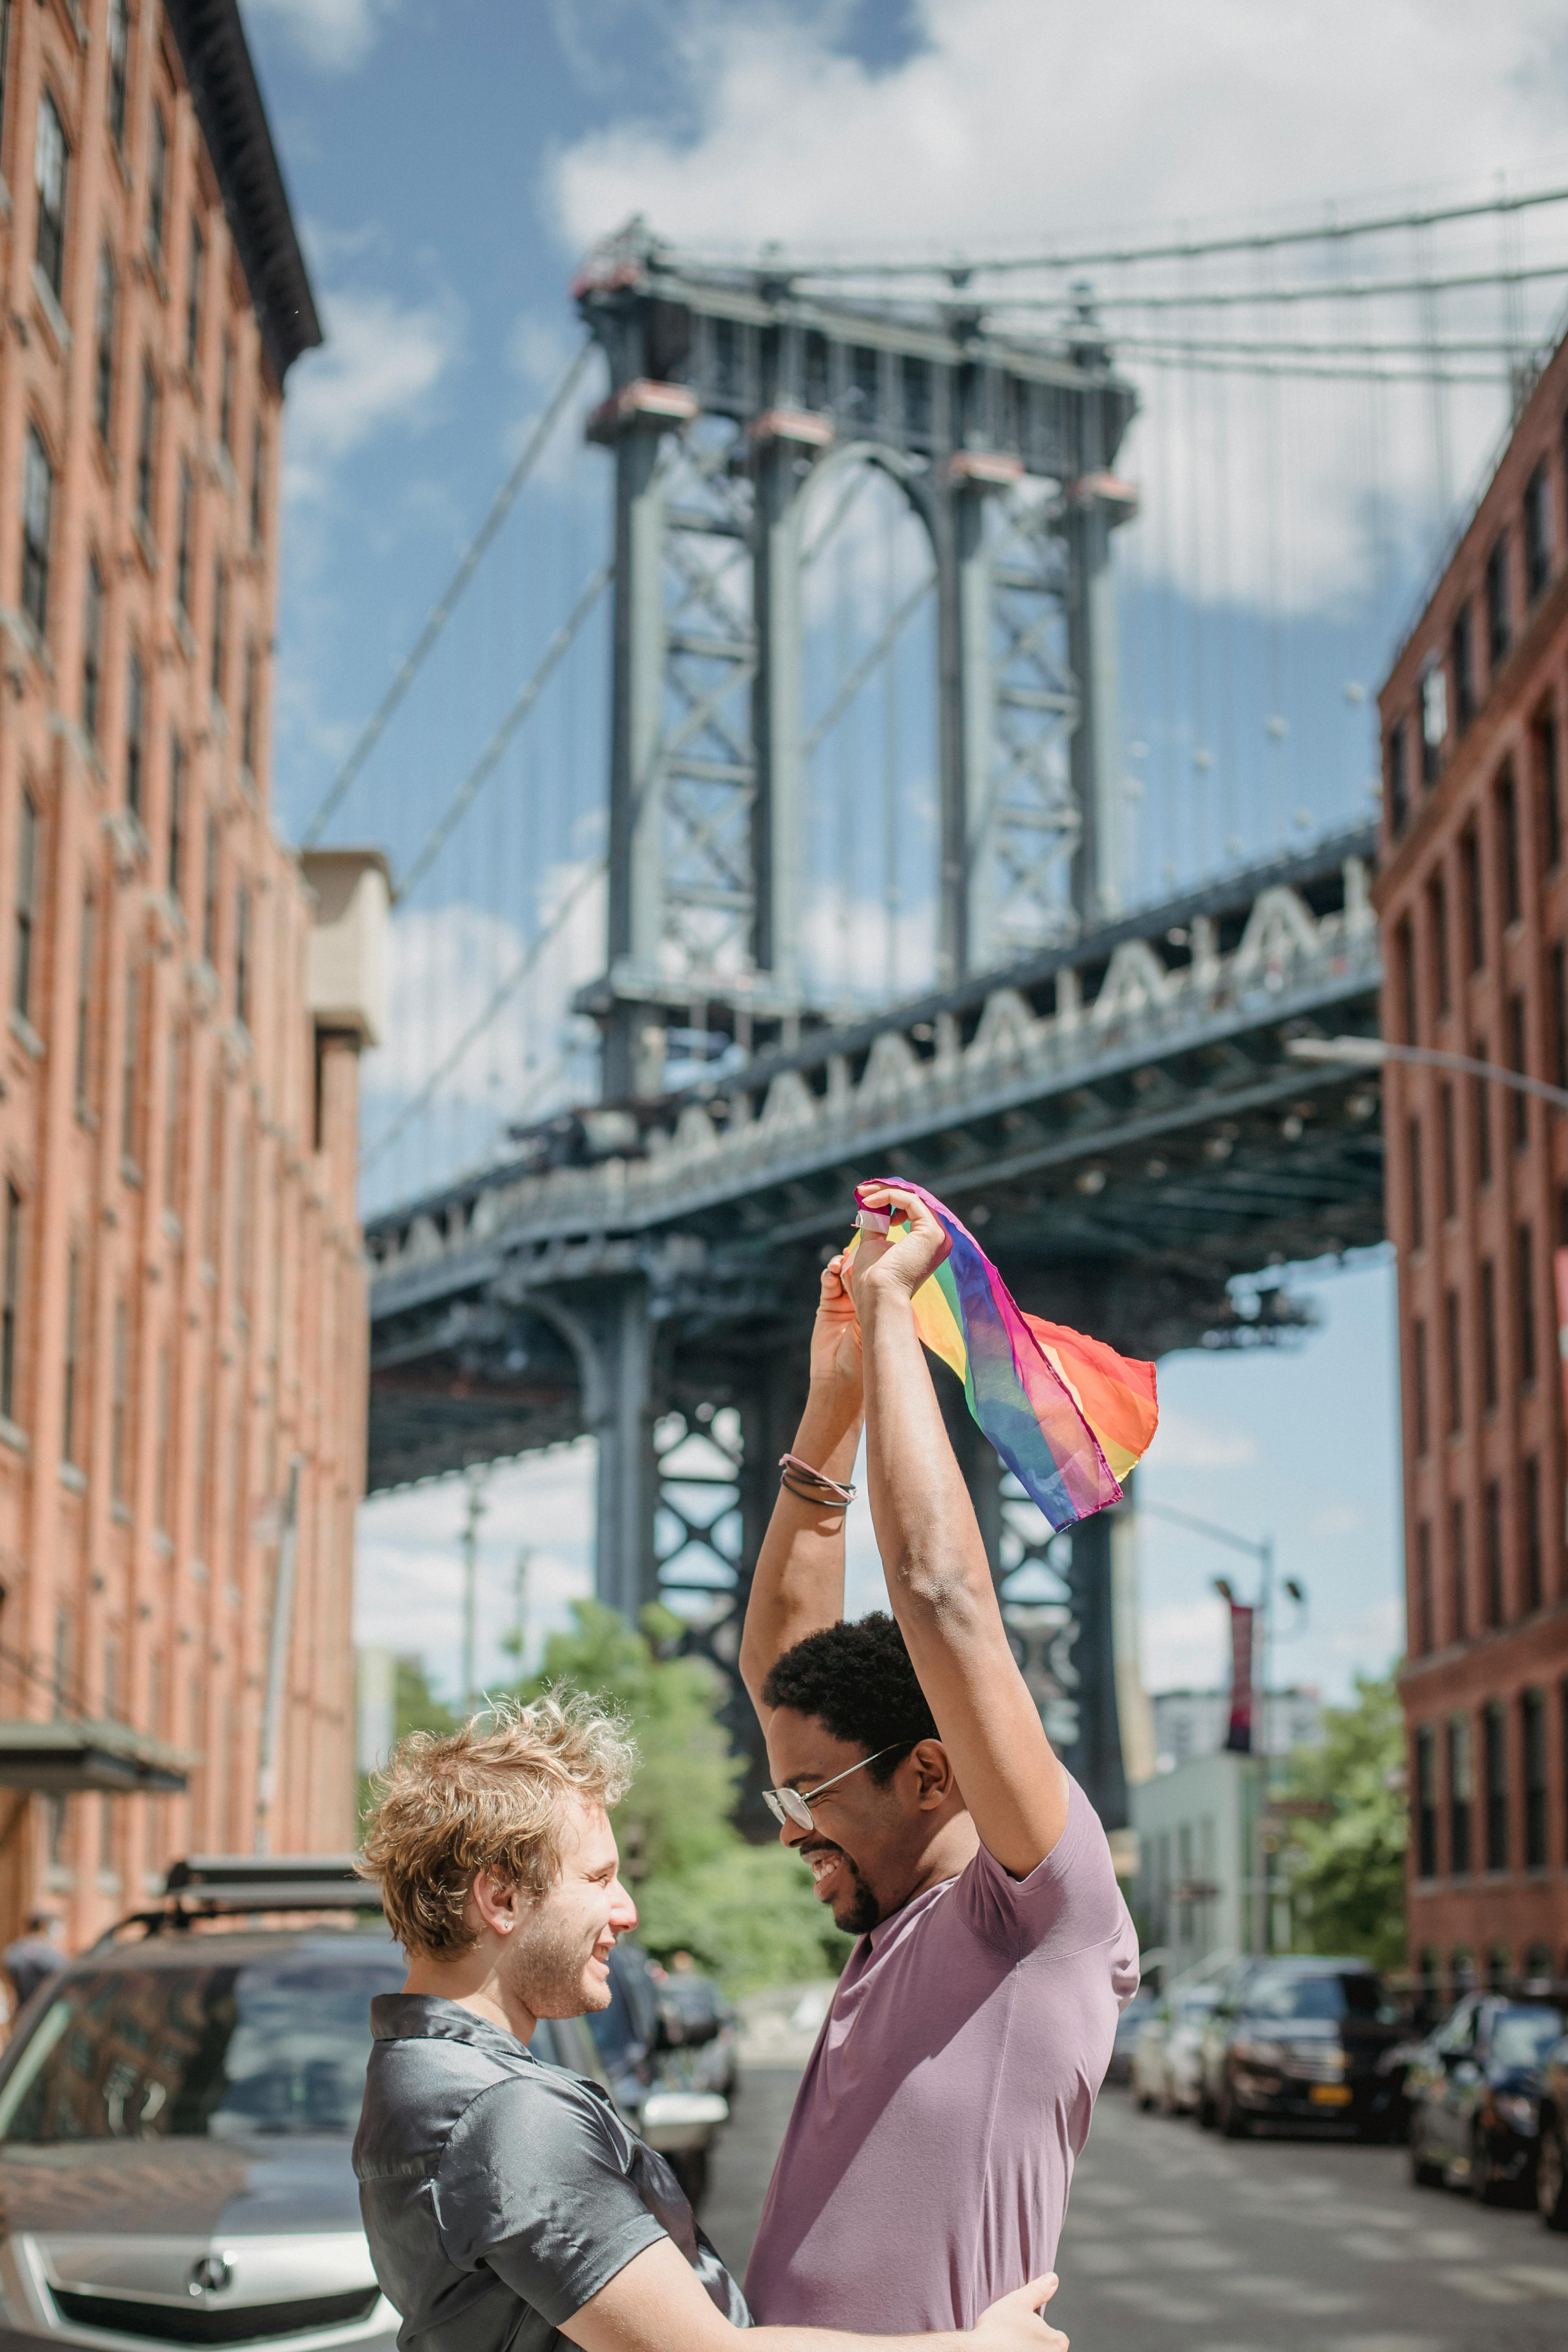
1280, 1670, 1407, 1973
513, 1601, 852, 1993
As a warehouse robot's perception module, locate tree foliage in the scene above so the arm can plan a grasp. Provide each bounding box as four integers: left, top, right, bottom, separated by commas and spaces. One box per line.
513, 1601, 852, 1993
1280, 1671, 1407, 1973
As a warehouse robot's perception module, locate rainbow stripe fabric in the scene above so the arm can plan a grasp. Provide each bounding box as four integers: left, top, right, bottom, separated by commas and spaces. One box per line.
845, 1178, 1159, 1531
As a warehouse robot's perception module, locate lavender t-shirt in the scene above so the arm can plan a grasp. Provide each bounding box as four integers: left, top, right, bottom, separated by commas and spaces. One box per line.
744, 1775, 1138, 2334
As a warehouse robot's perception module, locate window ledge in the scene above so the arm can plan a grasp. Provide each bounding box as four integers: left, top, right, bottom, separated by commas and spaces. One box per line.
76, 1100, 99, 1133
152, 1529, 172, 1557
59, 1462, 86, 1494
47, 710, 102, 780
8, 1012, 44, 1061
44, 1865, 76, 1893
173, 607, 196, 663
0, 601, 54, 681
160, 1208, 183, 1244
110, 1501, 131, 1528
30, 264, 72, 357
96, 1870, 123, 1896
120, 1158, 143, 1190
209, 694, 229, 743
190, 1557, 209, 1585
142, 239, 168, 300
0, 1415, 27, 1456
208, 443, 236, 499
132, 513, 160, 575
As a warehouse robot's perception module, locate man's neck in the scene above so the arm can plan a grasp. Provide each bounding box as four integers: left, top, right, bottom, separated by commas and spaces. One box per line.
879, 1811, 981, 1924
401, 1953, 537, 2045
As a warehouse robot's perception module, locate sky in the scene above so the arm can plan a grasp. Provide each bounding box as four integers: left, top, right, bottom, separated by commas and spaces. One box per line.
234, 0, 1568, 1724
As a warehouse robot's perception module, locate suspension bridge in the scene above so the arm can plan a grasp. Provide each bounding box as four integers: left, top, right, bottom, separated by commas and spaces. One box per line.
303, 173, 1568, 1819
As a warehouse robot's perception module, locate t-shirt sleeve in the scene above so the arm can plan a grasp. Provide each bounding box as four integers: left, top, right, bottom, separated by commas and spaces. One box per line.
435, 2076, 667, 2327
959, 1772, 1141, 1999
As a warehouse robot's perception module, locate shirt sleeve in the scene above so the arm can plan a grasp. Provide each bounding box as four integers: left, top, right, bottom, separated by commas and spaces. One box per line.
434, 2075, 667, 2328
957, 1772, 1141, 1997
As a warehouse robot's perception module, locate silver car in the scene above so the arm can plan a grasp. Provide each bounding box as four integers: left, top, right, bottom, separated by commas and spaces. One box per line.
1131, 1982, 1221, 2115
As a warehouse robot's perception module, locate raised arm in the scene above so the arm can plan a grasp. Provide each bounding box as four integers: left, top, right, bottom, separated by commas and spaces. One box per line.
850, 1186, 1070, 1876
737, 1258, 864, 1724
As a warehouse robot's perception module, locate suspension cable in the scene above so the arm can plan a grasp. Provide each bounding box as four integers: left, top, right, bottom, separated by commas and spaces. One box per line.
300, 338, 596, 847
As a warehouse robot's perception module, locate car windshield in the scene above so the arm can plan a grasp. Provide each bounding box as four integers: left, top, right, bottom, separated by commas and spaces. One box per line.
1491, 2006, 1564, 2067
1246, 1970, 1382, 2023
0, 1957, 405, 2143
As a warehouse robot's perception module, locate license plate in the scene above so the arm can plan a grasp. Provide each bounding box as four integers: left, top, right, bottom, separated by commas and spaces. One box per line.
1309, 2084, 1354, 2106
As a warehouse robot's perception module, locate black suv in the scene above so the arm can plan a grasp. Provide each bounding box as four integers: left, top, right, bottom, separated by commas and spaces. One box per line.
1197, 1954, 1403, 2139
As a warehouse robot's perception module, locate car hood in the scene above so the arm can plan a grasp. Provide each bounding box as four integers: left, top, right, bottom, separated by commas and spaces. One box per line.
0, 2139, 362, 2238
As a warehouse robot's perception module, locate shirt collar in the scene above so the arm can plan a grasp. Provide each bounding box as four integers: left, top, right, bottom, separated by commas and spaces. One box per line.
370, 1991, 538, 2061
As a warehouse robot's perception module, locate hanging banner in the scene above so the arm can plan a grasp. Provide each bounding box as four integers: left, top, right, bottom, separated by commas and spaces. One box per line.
1224, 1602, 1256, 1754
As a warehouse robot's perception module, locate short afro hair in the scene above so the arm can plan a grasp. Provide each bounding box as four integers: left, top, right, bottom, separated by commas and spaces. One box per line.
761, 1612, 939, 1783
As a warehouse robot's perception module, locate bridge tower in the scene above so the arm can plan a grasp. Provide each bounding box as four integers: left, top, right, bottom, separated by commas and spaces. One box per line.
567, 228, 1142, 1823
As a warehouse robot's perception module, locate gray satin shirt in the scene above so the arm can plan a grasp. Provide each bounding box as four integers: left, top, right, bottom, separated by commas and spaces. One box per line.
354, 1994, 748, 2352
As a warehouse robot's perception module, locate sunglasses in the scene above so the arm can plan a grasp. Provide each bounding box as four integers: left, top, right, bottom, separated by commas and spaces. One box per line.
762, 1744, 904, 1831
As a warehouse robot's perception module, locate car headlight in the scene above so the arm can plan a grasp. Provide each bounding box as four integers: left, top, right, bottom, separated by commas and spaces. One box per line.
1492, 2092, 1537, 2134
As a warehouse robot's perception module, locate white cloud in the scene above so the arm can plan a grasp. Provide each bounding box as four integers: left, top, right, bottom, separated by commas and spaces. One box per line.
546, 0, 1568, 615
1139, 1597, 1231, 1692
1144, 1407, 1257, 1472
243, 0, 398, 73
284, 289, 459, 502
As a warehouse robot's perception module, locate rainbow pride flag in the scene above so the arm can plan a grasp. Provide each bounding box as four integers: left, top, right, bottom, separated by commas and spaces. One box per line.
845, 1178, 1158, 1530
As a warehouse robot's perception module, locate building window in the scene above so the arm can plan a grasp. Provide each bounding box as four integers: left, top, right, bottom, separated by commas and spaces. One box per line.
13, 791, 36, 1019
1448, 1717, 1473, 1875
1415, 1726, 1438, 1879
136, 360, 157, 530
1522, 1691, 1547, 1868
107, 0, 128, 148
33, 92, 67, 303
61, 1243, 80, 1469
153, 1345, 171, 1536
1386, 720, 1408, 833
1486, 532, 1512, 669
242, 639, 257, 776
202, 814, 218, 965
1460, 825, 1484, 971
1527, 461, 1554, 600
1440, 1081, 1457, 1218
1483, 1478, 1503, 1626
1517, 1221, 1537, 1385
1395, 916, 1416, 1043
220, 339, 234, 453
121, 963, 139, 1168
210, 559, 226, 703
94, 246, 115, 444
235, 883, 250, 1030
1412, 1315, 1429, 1456
109, 1299, 129, 1508
1539, 707, 1561, 870
1415, 1521, 1433, 1655
1451, 1497, 1467, 1639
185, 217, 203, 373
1496, 766, 1520, 926
1421, 661, 1446, 784
167, 735, 184, 898
74, 889, 93, 1107
1522, 1453, 1542, 1612
1407, 1114, 1423, 1249
21, 426, 51, 638
1452, 604, 1476, 732
124, 649, 144, 822
1473, 1036, 1492, 1186
1508, 993, 1528, 1148
147, 106, 166, 263
250, 416, 264, 549
1480, 1258, 1497, 1411
175, 459, 192, 621
1483, 1702, 1508, 1871
82, 557, 103, 741
0, 1182, 20, 1426
1426, 870, 1450, 1014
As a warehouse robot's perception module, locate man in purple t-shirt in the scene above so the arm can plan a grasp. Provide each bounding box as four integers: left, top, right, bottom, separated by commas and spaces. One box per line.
739, 1184, 1139, 2336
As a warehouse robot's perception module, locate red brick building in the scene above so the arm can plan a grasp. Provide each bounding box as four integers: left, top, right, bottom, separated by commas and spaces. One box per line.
1379, 327, 1568, 1995
0, 0, 383, 1953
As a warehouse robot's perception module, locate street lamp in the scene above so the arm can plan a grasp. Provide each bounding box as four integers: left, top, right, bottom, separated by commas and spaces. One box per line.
1286, 1032, 1568, 1116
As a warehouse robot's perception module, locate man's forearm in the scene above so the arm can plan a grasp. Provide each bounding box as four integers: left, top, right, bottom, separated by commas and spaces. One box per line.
737, 1370, 864, 1709
861, 1289, 987, 1604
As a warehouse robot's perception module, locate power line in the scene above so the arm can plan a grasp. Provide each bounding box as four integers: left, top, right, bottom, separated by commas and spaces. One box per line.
300, 338, 596, 848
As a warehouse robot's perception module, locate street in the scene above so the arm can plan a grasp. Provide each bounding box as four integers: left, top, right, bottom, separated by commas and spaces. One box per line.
704, 2055, 1568, 2349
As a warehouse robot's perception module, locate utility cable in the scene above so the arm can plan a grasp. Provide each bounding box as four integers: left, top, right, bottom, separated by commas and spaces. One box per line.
301, 338, 595, 847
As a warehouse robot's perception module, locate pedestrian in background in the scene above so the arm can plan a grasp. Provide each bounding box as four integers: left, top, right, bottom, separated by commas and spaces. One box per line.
3, 1909, 66, 2016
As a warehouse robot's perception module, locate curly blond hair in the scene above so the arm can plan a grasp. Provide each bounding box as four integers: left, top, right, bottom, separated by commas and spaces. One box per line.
358, 1690, 636, 1958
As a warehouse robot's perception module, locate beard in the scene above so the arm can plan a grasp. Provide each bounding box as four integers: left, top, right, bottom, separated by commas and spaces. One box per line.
504, 1902, 609, 2020
808, 1844, 882, 1936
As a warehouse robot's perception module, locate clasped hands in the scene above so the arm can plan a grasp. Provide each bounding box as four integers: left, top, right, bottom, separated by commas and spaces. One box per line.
809, 1184, 953, 1393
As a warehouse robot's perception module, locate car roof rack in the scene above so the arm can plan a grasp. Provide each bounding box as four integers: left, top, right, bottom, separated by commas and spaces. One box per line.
93, 1854, 386, 1945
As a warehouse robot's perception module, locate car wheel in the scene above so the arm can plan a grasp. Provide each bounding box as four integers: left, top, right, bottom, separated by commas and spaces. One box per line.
1198, 2088, 1217, 2130
1470, 2126, 1503, 2205
1409, 2121, 1443, 2188
1219, 2078, 1250, 2140
1537, 2117, 1568, 2232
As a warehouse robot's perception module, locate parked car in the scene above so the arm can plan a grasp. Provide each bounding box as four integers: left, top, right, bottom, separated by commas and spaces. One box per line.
582, 1943, 728, 2209
1131, 1981, 1221, 2114
1537, 2032, 1568, 2229
658, 1973, 740, 2099
1406, 1992, 1565, 2202
1106, 1984, 1159, 2085
1196, 1955, 1404, 2139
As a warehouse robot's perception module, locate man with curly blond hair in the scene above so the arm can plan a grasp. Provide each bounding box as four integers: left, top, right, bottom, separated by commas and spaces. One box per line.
354, 1690, 1067, 2352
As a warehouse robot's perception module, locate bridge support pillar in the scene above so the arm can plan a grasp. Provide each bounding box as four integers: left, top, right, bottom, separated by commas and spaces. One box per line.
1061, 1506, 1129, 1832
603, 419, 670, 1100
933, 478, 993, 988
594, 1282, 658, 1620
751, 442, 805, 993
1067, 478, 1125, 929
